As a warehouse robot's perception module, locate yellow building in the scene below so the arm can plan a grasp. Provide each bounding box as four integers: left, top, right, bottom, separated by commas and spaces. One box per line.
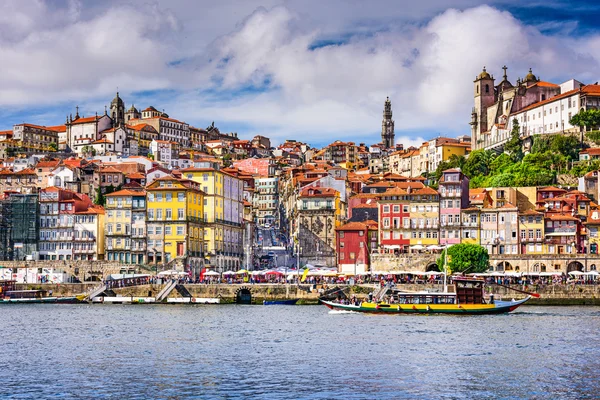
519, 209, 546, 254
105, 188, 147, 264
182, 162, 245, 271
146, 177, 205, 274
408, 187, 440, 247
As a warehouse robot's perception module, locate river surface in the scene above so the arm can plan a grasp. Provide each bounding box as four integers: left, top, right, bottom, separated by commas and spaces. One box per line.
1, 305, 600, 399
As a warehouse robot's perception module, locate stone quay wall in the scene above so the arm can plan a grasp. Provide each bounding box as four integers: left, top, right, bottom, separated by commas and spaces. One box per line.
14, 282, 600, 305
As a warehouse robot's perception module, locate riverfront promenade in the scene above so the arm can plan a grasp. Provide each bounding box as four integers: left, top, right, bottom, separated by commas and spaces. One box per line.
12, 281, 600, 305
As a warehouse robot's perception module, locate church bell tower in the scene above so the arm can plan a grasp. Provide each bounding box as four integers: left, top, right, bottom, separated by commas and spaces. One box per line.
381, 97, 395, 149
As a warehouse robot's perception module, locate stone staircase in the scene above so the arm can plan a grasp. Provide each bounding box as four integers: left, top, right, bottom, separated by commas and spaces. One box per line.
155, 280, 178, 302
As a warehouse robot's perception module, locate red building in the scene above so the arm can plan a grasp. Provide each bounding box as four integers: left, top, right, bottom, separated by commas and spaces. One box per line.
335, 220, 378, 274
378, 187, 410, 253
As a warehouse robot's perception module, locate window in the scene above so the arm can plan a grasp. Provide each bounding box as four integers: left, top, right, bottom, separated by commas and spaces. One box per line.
178, 209, 184, 220
166, 193, 172, 202
178, 192, 185, 202
383, 205, 390, 213
177, 226, 184, 235
165, 226, 172, 235
339, 231, 344, 238
166, 209, 172, 219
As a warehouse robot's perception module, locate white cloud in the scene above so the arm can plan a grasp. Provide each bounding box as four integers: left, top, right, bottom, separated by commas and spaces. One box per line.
0, 1, 177, 107
2, 1, 600, 147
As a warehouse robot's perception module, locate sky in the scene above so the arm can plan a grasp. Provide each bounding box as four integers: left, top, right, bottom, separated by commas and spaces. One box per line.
2, 0, 600, 148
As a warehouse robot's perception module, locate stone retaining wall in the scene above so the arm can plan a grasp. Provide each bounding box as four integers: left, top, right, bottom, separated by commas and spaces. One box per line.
14, 282, 600, 305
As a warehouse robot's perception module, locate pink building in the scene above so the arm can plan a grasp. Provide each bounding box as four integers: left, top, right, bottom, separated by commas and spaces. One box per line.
438, 169, 469, 246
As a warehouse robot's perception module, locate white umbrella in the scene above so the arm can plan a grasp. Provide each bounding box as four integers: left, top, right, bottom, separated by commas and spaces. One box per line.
203, 270, 220, 276
569, 271, 584, 276
424, 271, 441, 276
411, 245, 425, 250
584, 270, 599, 276
504, 272, 521, 277
426, 245, 443, 250
223, 271, 236, 276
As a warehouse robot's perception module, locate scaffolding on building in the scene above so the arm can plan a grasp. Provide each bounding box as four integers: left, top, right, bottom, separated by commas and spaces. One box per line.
0, 194, 39, 261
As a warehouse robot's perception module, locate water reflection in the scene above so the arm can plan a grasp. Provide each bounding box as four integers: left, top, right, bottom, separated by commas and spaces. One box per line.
2, 305, 600, 399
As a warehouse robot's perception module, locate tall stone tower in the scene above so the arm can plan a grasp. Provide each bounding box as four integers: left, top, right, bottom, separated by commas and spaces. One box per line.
110, 92, 125, 127
381, 96, 395, 149
470, 67, 496, 149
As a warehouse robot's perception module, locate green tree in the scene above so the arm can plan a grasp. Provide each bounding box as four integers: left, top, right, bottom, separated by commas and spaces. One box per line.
48, 142, 58, 152
94, 187, 105, 206
463, 149, 495, 178
436, 244, 489, 274
504, 118, 523, 162
570, 109, 600, 130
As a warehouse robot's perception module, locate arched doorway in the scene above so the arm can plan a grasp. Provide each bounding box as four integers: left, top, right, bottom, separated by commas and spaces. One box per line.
567, 261, 584, 273
426, 263, 439, 272
496, 261, 512, 271
235, 287, 252, 304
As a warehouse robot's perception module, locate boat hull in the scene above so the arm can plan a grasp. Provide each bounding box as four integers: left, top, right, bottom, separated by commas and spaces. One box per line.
320, 297, 530, 315
263, 299, 299, 305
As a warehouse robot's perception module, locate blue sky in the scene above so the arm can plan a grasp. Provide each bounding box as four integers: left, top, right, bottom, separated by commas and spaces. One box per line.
1, 0, 600, 148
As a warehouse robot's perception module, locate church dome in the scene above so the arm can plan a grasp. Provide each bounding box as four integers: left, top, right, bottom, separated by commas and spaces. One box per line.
478, 67, 491, 80
525, 68, 538, 82
111, 92, 124, 107
128, 104, 138, 113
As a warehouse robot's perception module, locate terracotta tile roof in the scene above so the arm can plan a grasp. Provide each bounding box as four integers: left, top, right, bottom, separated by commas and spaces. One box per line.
544, 213, 579, 221
336, 221, 368, 231
76, 205, 105, 214
412, 187, 439, 195
126, 172, 146, 179
100, 166, 123, 173
36, 160, 61, 168
93, 138, 113, 144
106, 189, 147, 197
580, 148, 600, 156
537, 186, 567, 192
70, 116, 101, 125
529, 81, 560, 88
381, 187, 408, 196
353, 203, 378, 208
299, 187, 339, 197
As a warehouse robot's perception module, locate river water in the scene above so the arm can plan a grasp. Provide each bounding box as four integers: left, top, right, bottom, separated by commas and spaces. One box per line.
1, 305, 599, 399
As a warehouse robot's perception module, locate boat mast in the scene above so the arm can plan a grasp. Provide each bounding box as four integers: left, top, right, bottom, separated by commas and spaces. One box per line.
443, 245, 448, 293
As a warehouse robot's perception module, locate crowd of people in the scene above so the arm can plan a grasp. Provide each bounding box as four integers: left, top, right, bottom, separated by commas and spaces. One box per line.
103, 271, 600, 288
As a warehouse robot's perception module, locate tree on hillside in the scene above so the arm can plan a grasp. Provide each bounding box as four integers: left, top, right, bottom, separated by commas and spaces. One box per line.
504, 118, 523, 162
570, 109, 600, 130
48, 142, 58, 152
570, 109, 600, 145
463, 149, 495, 179
550, 135, 580, 161
436, 244, 489, 274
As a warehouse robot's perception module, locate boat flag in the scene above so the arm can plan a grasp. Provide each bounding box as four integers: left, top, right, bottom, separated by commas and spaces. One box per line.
301, 268, 309, 282
199, 267, 207, 281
